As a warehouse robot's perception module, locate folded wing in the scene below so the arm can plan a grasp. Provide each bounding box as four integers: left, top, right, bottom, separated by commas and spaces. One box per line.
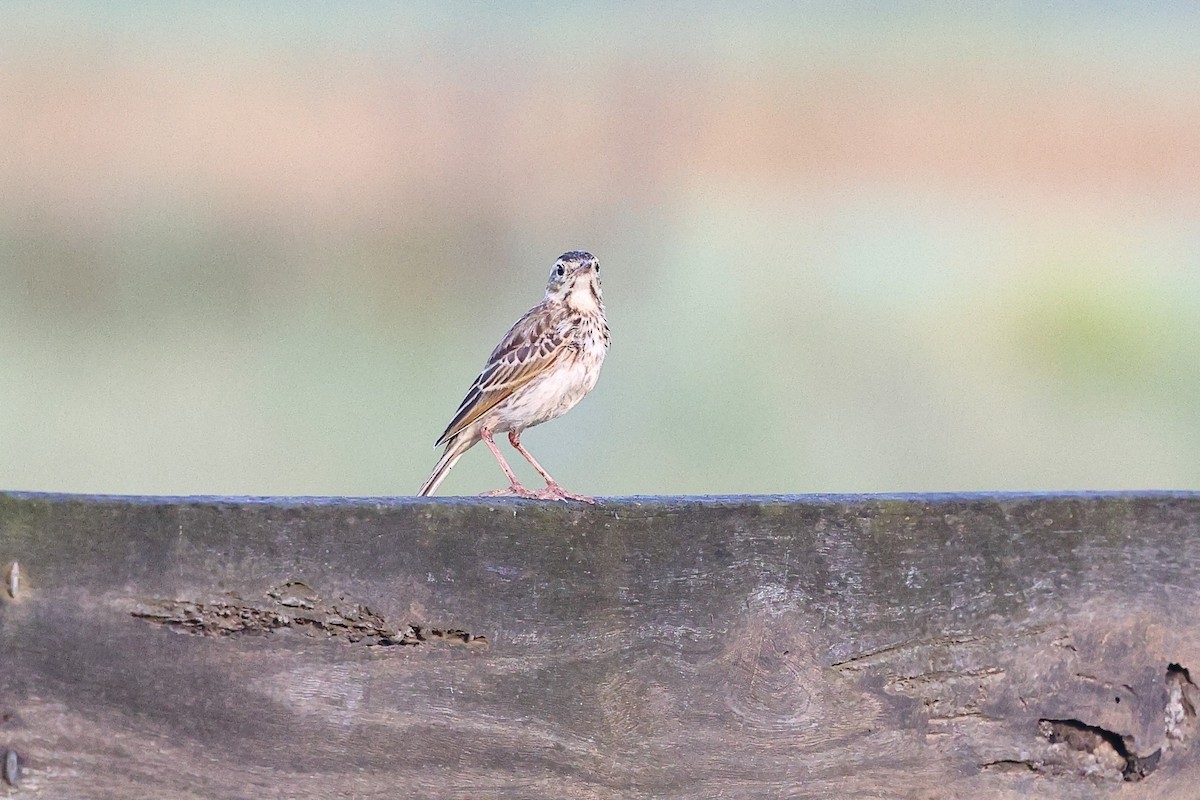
435, 302, 573, 446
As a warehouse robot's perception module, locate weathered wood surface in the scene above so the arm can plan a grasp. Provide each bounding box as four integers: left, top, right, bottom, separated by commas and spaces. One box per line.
2, 492, 1200, 799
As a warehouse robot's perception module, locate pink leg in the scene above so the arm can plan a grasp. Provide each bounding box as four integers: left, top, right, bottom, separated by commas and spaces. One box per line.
479, 427, 540, 499
508, 430, 596, 504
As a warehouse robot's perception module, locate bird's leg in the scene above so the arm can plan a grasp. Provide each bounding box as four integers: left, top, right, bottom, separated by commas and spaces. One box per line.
479, 427, 540, 499
508, 430, 597, 504
506, 430, 557, 485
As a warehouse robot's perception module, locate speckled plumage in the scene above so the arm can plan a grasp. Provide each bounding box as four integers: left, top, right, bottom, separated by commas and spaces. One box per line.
418, 251, 609, 502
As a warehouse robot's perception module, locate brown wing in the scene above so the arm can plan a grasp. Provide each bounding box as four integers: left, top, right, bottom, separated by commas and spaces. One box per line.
434, 302, 573, 446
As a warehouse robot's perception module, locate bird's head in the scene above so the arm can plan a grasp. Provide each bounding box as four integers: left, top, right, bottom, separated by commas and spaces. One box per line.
545, 251, 602, 311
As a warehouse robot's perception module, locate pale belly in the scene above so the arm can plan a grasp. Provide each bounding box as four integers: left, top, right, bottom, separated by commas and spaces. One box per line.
489, 348, 605, 433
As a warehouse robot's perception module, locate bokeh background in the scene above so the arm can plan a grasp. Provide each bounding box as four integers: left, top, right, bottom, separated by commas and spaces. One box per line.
2, 3, 1198, 497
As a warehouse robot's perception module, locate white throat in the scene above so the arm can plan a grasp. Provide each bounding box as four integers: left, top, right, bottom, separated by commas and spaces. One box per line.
565, 278, 602, 314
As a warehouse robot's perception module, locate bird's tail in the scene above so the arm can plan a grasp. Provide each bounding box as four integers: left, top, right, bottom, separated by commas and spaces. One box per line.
417, 434, 474, 497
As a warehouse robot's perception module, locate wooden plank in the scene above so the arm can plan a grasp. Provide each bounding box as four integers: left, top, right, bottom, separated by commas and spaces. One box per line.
1, 492, 1199, 798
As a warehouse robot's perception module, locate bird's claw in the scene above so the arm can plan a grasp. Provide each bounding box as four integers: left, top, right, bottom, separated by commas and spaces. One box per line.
535, 484, 597, 504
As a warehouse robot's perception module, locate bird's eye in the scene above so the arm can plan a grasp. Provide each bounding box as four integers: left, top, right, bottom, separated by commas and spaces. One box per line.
556, 265, 565, 277
594, 264, 599, 273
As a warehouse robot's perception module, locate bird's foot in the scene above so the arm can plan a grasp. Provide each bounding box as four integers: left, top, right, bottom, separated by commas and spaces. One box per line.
480, 484, 542, 499
535, 483, 597, 504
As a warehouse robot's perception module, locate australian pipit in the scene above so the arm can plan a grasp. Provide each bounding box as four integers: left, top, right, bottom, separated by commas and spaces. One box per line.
417, 251, 610, 503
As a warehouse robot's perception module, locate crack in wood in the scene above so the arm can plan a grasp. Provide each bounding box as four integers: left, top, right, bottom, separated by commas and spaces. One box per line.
128, 580, 487, 648
830, 634, 983, 670
980, 758, 1039, 774
830, 626, 1050, 671
829, 625, 1195, 786
1037, 717, 1160, 782
1071, 672, 1139, 698
983, 663, 1197, 783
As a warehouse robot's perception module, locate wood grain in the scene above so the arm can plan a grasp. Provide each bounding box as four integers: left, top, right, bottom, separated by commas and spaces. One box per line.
1, 492, 1199, 798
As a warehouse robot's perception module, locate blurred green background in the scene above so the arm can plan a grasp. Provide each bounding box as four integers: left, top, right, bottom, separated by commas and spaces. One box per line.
2, 3, 1198, 497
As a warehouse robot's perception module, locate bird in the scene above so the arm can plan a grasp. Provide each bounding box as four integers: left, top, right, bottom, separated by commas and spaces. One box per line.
417, 251, 610, 503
